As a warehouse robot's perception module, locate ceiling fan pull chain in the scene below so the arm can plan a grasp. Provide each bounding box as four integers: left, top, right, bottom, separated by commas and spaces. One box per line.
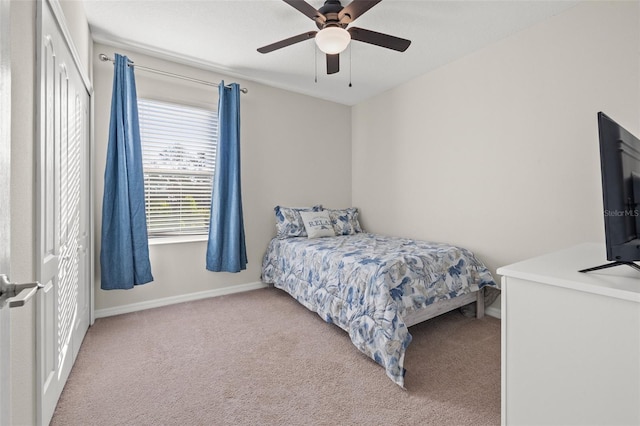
348, 43, 352, 88
314, 43, 318, 83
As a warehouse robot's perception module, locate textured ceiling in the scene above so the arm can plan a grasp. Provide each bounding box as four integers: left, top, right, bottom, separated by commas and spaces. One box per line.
83, 0, 579, 105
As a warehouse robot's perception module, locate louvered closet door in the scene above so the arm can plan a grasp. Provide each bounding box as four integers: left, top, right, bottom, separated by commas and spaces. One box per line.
36, 1, 91, 425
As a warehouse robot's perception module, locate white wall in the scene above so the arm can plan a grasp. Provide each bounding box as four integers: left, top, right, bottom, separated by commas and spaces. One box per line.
352, 1, 639, 312
92, 44, 352, 313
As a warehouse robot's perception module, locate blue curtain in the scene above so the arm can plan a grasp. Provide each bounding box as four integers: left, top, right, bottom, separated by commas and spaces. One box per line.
100, 54, 154, 290
206, 82, 247, 272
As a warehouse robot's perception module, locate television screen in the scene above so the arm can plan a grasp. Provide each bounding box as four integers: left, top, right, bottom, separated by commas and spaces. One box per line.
580, 112, 640, 273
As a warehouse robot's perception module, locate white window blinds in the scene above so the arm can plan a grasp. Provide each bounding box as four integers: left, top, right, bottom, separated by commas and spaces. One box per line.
138, 98, 218, 237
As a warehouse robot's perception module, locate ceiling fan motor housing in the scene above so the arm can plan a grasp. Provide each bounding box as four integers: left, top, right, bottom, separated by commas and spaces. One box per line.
317, 0, 348, 29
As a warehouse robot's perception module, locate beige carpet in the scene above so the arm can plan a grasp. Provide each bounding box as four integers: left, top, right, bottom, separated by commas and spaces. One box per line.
51, 287, 501, 425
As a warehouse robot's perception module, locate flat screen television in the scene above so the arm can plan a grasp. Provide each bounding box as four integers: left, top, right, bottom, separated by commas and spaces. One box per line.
580, 112, 640, 273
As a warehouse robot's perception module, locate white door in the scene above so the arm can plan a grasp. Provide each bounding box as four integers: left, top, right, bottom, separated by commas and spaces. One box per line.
36, 1, 91, 424
0, 0, 11, 423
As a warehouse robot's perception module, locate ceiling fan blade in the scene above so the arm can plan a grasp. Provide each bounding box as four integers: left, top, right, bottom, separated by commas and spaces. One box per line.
348, 27, 411, 52
339, 0, 382, 23
257, 31, 317, 54
283, 0, 326, 25
327, 54, 339, 74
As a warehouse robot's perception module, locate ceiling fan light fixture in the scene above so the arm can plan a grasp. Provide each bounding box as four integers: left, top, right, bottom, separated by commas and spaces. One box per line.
315, 27, 351, 54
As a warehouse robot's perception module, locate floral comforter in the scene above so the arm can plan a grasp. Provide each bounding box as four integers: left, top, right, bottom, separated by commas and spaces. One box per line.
261, 233, 496, 388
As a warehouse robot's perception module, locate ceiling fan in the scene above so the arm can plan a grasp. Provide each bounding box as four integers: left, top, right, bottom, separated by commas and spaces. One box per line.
257, 0, 411, 75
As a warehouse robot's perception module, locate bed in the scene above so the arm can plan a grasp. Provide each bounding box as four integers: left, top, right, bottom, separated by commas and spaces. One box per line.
261, 210, 497, 388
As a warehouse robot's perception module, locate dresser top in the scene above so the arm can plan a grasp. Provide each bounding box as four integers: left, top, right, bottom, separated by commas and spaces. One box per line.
497, 243, 640, 302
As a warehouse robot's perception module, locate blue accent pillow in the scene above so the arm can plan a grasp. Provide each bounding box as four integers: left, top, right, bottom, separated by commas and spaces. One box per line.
327, 207, 363, 235
274, 205, 323, 239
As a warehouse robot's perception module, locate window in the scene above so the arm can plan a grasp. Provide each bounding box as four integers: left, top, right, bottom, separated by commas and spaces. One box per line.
138, 98, 218, 237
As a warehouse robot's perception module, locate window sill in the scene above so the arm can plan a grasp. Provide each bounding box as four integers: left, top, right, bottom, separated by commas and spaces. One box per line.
148, 235, 208, 246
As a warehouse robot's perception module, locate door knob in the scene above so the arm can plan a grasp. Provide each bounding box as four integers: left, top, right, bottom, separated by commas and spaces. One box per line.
0, 274, 43, 308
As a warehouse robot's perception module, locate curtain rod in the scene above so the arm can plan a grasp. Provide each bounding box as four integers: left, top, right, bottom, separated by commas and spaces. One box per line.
98, 54, 248, 94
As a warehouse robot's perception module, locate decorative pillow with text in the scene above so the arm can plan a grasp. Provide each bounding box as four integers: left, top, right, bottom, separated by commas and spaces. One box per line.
300, 210, 336, 239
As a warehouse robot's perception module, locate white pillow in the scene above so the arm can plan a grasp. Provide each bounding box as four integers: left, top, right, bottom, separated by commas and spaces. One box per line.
299, 210, 336, 239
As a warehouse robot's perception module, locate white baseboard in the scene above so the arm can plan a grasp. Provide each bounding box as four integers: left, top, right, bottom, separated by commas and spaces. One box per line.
94, 281, 268, 319
485, 304, 501, 319
94, 280, 502, 320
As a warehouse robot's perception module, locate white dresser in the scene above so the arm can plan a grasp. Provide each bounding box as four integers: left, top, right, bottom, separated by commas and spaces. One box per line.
498, 243, 640, 426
